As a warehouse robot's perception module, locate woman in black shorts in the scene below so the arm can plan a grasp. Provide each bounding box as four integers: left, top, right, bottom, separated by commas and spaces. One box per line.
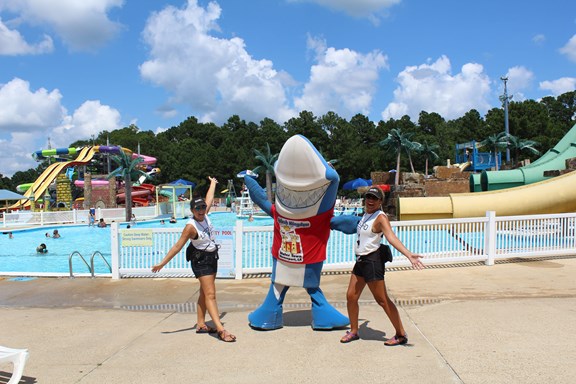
152, 176, 236, 343
340, 186, 424, 346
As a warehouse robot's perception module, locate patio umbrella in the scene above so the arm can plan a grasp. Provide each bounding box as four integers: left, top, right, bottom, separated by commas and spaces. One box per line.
342, 178, 371, 190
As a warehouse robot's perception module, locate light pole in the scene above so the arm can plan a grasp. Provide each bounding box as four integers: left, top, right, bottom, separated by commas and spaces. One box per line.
499, 76, 512, 163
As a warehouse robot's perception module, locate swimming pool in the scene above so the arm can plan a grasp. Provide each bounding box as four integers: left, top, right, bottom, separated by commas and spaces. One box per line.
0, 213, 272, 276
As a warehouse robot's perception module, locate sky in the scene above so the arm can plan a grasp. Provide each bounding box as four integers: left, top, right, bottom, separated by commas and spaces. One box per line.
0, 0, 575, 177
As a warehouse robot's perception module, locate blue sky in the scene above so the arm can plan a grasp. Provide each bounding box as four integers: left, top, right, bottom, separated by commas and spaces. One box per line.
1, 0, 575, 177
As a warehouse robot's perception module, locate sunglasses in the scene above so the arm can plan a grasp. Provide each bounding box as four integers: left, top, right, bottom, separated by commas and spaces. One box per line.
194, 205, 207, 211
365, 195, 380, 201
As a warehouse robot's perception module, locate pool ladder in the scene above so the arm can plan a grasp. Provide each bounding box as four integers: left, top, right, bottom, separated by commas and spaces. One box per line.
68, 251, 112, 278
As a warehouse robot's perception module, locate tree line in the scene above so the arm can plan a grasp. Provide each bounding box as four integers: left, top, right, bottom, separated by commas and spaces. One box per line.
1, 91, 574, 198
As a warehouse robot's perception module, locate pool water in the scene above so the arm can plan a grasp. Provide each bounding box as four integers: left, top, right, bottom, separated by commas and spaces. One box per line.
0, 212, 272, 275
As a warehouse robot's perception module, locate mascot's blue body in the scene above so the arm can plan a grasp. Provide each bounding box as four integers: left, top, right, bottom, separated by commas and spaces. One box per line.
245, 134, 357, 330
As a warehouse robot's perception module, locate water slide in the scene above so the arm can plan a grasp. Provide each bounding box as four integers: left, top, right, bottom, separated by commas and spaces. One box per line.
397, 169, 576, 220
10, 146, 96, 210
471, 123, 576, 191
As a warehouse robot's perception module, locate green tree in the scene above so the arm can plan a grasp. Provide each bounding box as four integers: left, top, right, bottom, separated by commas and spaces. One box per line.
252, 143, 278, 203
420, 141, 440, 177
379, 127, 414, 185
507, 134, 540, 165
108, 150, 147, 222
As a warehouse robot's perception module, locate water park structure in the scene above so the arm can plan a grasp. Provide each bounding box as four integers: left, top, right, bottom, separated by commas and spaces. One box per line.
397, 123, 576, 220
477, 122, 576, 191
7, 146, 160, 211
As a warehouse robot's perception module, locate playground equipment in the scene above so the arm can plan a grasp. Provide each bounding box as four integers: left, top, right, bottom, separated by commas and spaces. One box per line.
455, 141, 501, 173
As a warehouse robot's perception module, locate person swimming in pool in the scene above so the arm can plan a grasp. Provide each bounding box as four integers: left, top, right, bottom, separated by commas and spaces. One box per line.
36, 243, 48, 253
52, 229, 61, 238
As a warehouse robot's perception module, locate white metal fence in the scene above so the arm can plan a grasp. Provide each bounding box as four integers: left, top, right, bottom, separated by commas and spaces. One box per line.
111, 211, 576, 279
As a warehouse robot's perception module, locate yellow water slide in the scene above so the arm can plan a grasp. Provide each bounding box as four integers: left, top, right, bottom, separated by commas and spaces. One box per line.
397, 170, 576, 220
9, 146, 95, 210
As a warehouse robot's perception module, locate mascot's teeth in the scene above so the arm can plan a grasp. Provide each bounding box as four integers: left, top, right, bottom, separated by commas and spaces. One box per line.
276, 183, 329, 209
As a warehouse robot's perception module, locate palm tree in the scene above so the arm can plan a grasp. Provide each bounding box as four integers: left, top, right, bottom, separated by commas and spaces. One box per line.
108, 150, 148, 222
252, 143, 278, 203
420, 141, 440, 177
404, 139, 422, 173
379, 128, 414, 185
507, 134, 540, 165
480, 132, 508, 171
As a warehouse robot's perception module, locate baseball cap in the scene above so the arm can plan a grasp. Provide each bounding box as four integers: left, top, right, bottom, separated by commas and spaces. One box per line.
364, 187, 384, 200
191, 197, 207, 209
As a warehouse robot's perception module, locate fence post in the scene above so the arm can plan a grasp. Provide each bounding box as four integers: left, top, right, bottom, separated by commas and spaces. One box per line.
484, 211, 496, 266
111, 222, 120, 279
234, 220, 244, 279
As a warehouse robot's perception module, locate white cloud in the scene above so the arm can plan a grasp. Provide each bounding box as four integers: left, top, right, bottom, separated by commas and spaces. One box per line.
539, 77, 576, 96
294, 36, 388, 119
532, 34, 545, 45
288, 0, 401, 23
559, 34, 576, 63
0, 78, 67, 175
0, 78, 65, 131
382, 55, 492, 121
0, 18, 53, 55
0, 78, 122, 176
139, 0, 296, 125
0, 0, 124, 52
52, 100, 122, 147
502, 66, 534, 102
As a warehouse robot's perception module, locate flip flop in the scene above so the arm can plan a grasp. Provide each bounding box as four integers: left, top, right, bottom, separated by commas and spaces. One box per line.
218, 330, 237, 342
384, 334, 408, 346
340, 331, 360, 343
196, 325, 217, 334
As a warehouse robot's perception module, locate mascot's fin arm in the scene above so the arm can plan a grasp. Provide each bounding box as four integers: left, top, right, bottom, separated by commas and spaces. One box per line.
319, 162, 339, 213
330, 215, 361, 234
244, 176, 272, 216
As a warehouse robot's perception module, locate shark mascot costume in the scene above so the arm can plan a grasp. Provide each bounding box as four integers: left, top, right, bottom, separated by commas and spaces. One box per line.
245, 134, 356, 330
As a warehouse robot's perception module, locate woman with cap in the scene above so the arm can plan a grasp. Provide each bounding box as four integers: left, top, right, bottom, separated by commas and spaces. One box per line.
340, 186, 425, 346
151, 176, 236, 343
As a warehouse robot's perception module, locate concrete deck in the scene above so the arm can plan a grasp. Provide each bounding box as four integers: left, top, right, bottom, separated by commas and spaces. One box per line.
1, 256, 575, 383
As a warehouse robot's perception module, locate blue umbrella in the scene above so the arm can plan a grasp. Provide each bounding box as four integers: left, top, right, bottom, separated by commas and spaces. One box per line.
342, 178, 371, 190
236, 170, 259, 178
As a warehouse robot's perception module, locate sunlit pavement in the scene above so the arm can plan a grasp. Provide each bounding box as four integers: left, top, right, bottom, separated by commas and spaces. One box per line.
1, 256, 575, 383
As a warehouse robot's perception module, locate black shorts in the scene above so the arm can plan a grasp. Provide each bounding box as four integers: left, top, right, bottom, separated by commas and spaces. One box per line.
352, 258, 384, 282
191, 253, 218, 278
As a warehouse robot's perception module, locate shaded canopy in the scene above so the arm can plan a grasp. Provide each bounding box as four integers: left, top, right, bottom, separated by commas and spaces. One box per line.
168, 179, 196, 196
0, 189, 27, 200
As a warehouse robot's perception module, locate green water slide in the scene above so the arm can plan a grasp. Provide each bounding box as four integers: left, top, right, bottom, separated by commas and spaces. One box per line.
470, 123, 576, 192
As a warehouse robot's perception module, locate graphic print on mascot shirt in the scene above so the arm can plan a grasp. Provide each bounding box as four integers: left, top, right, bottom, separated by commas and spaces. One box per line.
272, 205, 333, 264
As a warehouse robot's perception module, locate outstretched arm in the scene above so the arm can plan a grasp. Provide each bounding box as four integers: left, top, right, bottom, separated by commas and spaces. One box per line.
205, 176, 218, 213
330, 215, 361, 234
244, 176, 272, 216
375, 215, 425, 270
152, 224, 197, 272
